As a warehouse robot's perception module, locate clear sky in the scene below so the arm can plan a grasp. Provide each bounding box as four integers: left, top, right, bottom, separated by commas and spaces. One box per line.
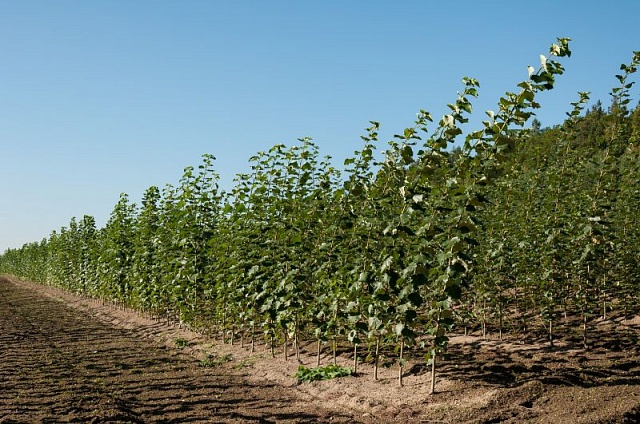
1, 1, 639, 253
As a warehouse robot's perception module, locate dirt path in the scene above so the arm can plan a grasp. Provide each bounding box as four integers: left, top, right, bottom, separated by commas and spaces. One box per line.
4, 275, 640, 423
0, 277, 363, 423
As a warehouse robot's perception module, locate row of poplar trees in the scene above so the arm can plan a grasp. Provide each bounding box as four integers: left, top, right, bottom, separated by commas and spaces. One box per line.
2, 39, 640, 391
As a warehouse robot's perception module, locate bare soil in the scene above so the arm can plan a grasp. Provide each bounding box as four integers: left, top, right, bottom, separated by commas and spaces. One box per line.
2, 275, 640, 423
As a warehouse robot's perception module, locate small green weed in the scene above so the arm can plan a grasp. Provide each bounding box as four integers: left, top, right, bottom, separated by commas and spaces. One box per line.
295, 364, 353, 383
174, 338, 193, 349
234, 356, 257, 370
199, 353, 233, 368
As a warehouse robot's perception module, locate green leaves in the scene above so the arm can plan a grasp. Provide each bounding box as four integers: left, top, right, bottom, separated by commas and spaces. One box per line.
18, 38, 640, 391
610, 51, 640, 115
295, 364, 353, 383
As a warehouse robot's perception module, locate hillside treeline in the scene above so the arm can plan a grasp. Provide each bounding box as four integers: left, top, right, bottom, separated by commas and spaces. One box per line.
2, 40, 639, 386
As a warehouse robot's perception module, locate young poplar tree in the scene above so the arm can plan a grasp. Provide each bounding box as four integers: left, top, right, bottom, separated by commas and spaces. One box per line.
98, 193, 137, 305
131, 186, 163, 314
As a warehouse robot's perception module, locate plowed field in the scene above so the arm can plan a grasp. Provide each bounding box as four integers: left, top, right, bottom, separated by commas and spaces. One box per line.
0, 277, 362, 423
3, 275, 640, 423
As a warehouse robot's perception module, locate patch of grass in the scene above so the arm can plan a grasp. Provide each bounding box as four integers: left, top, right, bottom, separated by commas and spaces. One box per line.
234, 356, 257, 370
174, 337, 193, 349
199, 353, 233, 368
295, 364, 353, 383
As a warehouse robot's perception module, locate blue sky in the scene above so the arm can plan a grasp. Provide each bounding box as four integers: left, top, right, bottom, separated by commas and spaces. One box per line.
1, 1, 639, 253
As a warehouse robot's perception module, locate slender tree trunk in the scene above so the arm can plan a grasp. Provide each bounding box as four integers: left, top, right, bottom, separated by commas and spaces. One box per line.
332, 337, 337, 366
251, 323, 255, 354
353, 344, 358, 375
221, 311, 226, 343
270, 331, 275, 358
548, 317, 554, 348
582, 308, 588, 350
294, 317, 300, 361
498, 304, 503, 341
398, 339, 404, 387
430, 353, 437, 395
374, 337, 380, 381
316, 339, 321, 367
284, 331, 288, 361
482, 298, 487, 340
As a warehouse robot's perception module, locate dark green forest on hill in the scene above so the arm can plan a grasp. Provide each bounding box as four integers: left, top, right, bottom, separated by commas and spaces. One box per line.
2, 39, 640, 391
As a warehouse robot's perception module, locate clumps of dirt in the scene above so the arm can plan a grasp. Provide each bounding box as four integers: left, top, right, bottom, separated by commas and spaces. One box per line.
0, 277, 366, 423
6, 276, 640, 423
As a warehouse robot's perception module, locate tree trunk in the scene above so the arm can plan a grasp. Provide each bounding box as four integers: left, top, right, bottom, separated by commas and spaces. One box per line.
250, 323, 255, 354
430, 353, 437, 394
498, 304, 503, 341
548, 316, 554, 348
482, 298, 487, 340
602, 274, 608, 320
332, 337, 337, 366
583, 310, 588, 350
294, 318, 300, 361
374, 337, 380, 381
284, 331, 288, 361
353, 344, 358, 375
270, 331, 275, 358
398, 339, 404, 387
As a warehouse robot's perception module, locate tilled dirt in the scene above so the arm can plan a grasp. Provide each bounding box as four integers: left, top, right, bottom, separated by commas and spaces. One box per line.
0, 277, 364, 423
3, 275, 640, 423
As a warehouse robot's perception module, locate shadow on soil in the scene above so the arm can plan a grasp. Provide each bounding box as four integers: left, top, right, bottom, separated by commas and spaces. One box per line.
435, 322, 640, 392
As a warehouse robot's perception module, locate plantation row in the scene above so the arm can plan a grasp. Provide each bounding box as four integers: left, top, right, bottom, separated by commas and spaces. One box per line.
2, 40, 640, 390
